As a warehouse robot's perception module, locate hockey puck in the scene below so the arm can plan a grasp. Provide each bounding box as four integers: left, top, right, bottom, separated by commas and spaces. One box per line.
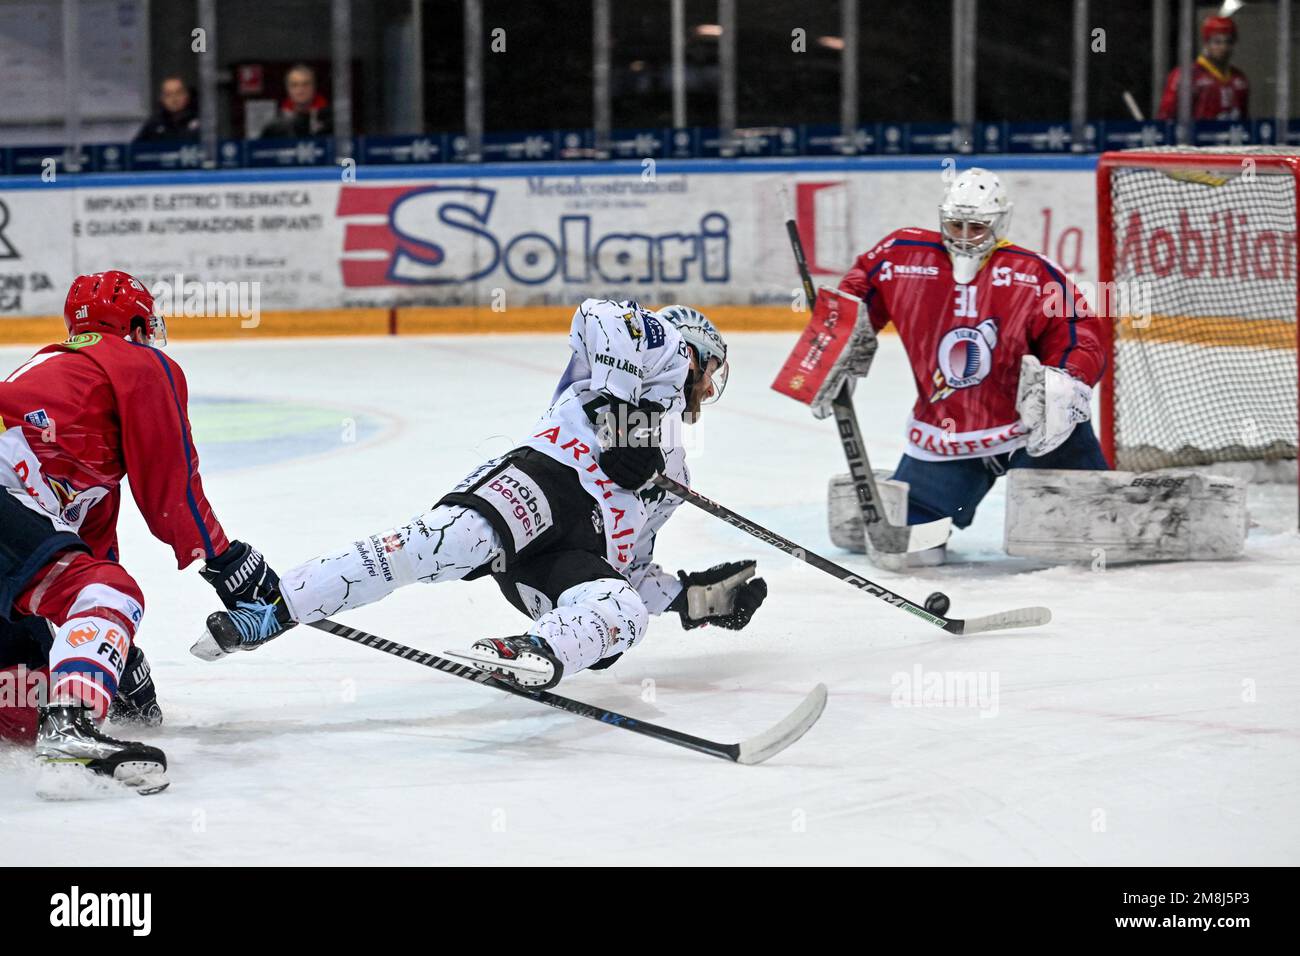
924, 591, 951, 616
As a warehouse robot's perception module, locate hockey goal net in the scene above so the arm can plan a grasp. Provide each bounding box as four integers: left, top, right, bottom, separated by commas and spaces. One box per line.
1096, 147, 1298, 492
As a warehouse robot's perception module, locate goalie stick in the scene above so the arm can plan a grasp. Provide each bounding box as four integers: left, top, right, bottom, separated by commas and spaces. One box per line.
784, 214, 951, 564
308, 619, 827, 765
653, 474, 1050, 636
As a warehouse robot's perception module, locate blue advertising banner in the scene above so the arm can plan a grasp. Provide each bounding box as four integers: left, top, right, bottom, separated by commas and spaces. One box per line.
1097, 120, 1173, 151
245, 138, 335, 168
358, 135, 447, 165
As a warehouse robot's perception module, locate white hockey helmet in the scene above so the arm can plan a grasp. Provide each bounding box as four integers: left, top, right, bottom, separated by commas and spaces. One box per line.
939, 168, 1013, 284
654, 304, 729, 404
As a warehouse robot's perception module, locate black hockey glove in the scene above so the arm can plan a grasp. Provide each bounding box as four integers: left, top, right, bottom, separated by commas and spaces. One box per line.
200, 540, 282, 610
107, 645, 163, 727
670, 560, 768, 631
597, 398, 665, 490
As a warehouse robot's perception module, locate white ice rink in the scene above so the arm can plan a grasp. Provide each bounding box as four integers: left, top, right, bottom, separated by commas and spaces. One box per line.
2, 332, 1298, 865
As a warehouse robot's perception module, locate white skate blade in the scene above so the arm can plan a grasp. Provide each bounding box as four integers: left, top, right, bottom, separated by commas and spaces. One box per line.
190, 628, 229, 662
442, 647, 553, 678
34, 759, 170, 800
735, 683, 828, 766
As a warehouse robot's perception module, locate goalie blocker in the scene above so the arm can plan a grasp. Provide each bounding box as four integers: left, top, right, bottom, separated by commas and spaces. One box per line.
771, 286, 878, 419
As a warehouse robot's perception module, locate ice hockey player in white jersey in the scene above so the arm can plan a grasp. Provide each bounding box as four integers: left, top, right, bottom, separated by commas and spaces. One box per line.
192, 300, 768, 688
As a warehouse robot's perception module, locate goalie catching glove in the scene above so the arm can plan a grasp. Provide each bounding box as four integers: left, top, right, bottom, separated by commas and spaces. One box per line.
670, 560, 768, 630
1015, 355, 1093, 457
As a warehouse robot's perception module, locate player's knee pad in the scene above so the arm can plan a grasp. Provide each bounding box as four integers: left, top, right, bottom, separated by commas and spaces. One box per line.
533, 577, 647, 673
560, 577, 649, 647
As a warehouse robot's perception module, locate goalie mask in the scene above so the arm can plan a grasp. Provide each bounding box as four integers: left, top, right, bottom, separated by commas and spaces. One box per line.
939, 168, 1012, 284
654, 304, 729, 405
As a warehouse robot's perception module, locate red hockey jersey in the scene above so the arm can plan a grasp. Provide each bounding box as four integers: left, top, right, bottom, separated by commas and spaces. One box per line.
839, 227, 1104, 461
0, 333, 228, 567
1156, 57, 1249, 121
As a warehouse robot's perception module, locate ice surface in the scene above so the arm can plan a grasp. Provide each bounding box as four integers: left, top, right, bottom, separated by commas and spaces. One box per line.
1, 333, 1296, 865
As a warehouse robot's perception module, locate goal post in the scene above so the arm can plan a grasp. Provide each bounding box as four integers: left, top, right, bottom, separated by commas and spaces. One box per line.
1095, 147, 1299, 513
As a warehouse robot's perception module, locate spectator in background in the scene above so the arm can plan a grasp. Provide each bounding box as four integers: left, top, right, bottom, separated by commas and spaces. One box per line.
134, 76, 200, 142
1157, 15, 1249, 121
259, 64, 333, 139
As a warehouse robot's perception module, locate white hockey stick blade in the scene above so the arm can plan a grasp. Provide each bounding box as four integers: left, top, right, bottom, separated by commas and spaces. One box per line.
953, 606, 1053, 636
858, 516, 951, 572
734, 683, 828, 765
862, 515, 952, 555
903, 516, 953, 552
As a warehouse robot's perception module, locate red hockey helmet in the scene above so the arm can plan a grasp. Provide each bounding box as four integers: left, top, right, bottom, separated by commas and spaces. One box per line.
63, 271, 166, 345
1202, 15, 1237, 41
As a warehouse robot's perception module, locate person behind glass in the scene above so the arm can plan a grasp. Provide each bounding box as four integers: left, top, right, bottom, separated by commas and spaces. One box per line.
133, 75, 200, 143
258, 64, 333, 139
1156, 15, 1249, 121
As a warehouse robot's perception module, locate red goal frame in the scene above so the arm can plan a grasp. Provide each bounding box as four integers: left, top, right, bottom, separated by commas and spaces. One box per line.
1094, 149, 1300, 476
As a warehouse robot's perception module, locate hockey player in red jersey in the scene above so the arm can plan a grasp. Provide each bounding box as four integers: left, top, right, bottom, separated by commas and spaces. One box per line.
0, 271, 281, 793
1156, 15, 1249, 122
837, 168, 1108, 535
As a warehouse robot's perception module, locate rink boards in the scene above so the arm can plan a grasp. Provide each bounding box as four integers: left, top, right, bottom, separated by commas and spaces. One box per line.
0, 155, 1097, 335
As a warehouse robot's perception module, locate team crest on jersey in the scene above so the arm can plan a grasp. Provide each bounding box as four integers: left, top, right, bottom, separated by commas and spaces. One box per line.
929, 318, 1000, 403
621, 311, 644, 341
23, 408, 50, 429
42, 474, 109, 526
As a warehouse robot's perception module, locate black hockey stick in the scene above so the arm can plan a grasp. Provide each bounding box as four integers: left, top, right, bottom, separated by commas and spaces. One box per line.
784, 215, 950, 560
308, 619, 827, 765
653, 474, 1050, 636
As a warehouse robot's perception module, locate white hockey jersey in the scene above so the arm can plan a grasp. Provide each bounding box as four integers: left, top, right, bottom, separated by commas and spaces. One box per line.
522, 298, 691, 613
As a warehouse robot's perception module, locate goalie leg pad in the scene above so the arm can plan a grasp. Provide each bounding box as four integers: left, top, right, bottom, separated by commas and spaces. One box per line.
828, 471, 908, 552
828, 474, 950, 567
1004, 469, 1248, 562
